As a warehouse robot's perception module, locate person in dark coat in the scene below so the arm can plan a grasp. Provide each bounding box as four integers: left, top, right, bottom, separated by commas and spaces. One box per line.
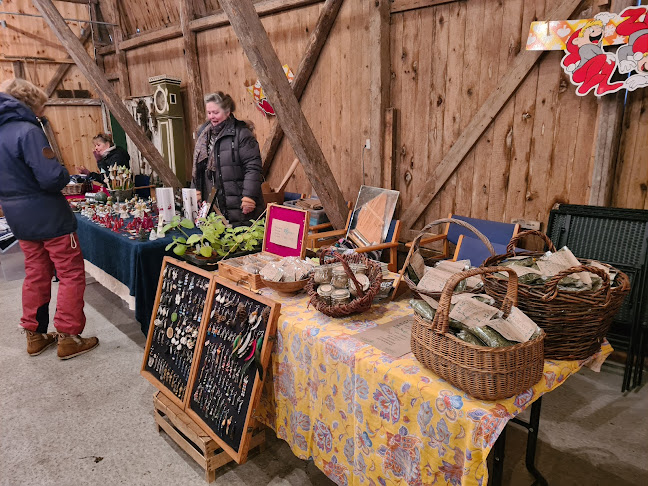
78, 132, 130, 183
0, 78, 98, 359
192, 92, 263, 226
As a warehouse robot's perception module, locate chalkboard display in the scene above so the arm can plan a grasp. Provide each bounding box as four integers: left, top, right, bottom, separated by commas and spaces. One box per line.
187, 277, 280, 463
141, 258, 213, 405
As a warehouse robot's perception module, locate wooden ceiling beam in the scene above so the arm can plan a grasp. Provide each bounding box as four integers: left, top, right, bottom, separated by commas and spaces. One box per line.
31, 0, 182, 187
45, 23, 92, 97
261, 0, 343, 176
45, 98, 102, 106
400, 0, 585, 231
218, 0, 347, 229
96, 0, 325, 55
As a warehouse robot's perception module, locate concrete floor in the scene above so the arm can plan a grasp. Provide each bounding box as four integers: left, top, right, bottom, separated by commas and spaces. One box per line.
0, 246, 647, 486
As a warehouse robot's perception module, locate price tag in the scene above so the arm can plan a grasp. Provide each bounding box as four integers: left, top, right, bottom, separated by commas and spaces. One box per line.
269, 220, 300, 249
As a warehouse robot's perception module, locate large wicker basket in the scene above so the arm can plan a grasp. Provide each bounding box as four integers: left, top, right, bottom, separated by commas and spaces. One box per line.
401, 218, 495, 300
306, 250, 382, 318
482, 230, 630, 360
411, 266, 545, 400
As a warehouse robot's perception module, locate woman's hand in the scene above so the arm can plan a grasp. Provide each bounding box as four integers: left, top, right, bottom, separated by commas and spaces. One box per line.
241, 196, 256, 215
76, 165, 90, 176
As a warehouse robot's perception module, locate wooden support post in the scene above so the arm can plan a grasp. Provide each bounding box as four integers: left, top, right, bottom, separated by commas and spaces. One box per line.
103, 0, 131, 98
31, 0, 182, 187
588, 0, 635, 207
400, 0, 584, 231
180, 0, 205, 134
368, 0, 390, 187
12, 61, 25, 79
261, 0, 343, 176
219, 0, 347, 229
383, 108, 397, 190
45, 24, 92, 97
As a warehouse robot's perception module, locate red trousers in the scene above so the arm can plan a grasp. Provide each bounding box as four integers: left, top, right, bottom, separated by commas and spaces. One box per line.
19, 233, 86, 335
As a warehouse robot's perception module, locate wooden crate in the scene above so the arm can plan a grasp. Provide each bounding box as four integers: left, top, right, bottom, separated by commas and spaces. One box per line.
153, 392, 266, 483
217, 252, 281, 291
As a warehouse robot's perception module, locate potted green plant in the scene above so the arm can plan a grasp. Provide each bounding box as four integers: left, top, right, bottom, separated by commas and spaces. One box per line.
162, 214, 265, 266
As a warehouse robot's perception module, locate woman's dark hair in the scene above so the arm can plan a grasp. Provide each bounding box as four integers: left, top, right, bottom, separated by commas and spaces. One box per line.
204, 91, 235, 113
93, 133, 114, 146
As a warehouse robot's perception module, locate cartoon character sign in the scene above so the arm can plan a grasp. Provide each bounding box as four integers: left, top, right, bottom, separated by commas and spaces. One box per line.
615, 7, 648, 91
245, 65, 295, 116
529, 7, 648, 96
562, 16, 625, 96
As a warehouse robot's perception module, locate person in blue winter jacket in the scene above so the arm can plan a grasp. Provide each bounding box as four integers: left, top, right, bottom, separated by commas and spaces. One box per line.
0, 78, 98, 359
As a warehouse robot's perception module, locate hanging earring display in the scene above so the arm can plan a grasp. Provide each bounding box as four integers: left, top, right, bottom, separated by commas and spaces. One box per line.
141, 258, 212, 405
187, 276, 279, 462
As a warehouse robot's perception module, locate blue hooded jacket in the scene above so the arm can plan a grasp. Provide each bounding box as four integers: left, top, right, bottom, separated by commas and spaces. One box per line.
0, 93, 77, 240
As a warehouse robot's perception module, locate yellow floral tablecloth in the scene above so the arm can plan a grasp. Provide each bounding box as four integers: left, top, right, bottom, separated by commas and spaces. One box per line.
255, 290, 612, 486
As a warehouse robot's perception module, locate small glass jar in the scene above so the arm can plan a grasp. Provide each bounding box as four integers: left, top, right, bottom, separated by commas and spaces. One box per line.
331, 267, 349, 289
350, 263, 368, 275
349, 274, 370, 297
317, 284, 334, 305
313, 265, 332, 284
331, 288, 351, 306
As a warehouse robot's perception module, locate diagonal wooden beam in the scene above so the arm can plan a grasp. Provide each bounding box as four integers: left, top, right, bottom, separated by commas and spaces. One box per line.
180, 0, 204, 133
400, 0, 584, 231
31, 0, 182, 187
261, 0, 343, 176
45, 24, 92, 97
219, 0, 347, 229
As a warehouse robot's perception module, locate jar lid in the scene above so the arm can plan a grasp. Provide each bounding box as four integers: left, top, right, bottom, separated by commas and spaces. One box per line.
318, 284, 334, 295
333, 266, 347, 275
331, 289, 351, 298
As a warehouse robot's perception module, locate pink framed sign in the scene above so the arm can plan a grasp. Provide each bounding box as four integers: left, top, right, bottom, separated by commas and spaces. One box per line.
262, 203, 309, 258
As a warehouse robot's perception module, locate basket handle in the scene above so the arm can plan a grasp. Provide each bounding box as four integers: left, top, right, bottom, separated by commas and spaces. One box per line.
319, 248, 367, 299
506, 230, 556, 254
541, 265, 612, 305
431, 266, 519, 334
402, 218, 496, 274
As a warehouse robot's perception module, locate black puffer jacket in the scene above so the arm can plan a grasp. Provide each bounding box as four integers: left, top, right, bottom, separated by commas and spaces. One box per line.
0, 93, 76, 240
194, 116, 263, 225
97, 145, 130, 173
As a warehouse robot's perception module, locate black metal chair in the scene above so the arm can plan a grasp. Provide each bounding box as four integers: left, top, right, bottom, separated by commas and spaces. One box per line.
547, 204, 648, 392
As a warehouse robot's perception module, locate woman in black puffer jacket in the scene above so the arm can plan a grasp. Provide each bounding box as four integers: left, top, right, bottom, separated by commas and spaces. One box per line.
192, 92, 263, 226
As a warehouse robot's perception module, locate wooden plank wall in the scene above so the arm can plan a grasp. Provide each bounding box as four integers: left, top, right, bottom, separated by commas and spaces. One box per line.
390, 0, 603, 231
613, 88, 648, 210
0, 0, 102, 175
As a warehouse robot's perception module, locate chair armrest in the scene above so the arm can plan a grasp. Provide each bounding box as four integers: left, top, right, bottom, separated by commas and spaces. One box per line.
404, 233, 447, 248
354, 241, 400, 253
306, 228, 347, 242
310, 222, 334, 233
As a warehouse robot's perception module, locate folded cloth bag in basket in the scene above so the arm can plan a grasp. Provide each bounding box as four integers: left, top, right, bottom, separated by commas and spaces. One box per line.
411, 266, 545, 401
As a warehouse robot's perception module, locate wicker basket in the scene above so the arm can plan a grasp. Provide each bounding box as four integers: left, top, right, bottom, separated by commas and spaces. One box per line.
62, 183, 85, 195
261, 278, 309, 293
401, 218, 496, 300
411, 266, 545, 400
306, 249, 382, 317
482, 230, 631, 360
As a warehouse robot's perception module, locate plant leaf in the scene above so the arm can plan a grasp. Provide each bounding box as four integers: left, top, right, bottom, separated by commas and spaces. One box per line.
173, 244, 187, 256
165, 242, 175, 251
200, 245, 213, 257
180, 218, 195, 229
186, 234, 201, 245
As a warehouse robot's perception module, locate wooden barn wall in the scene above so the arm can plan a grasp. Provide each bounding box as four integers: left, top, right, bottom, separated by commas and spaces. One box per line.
116, 0, 370, 199
390, 0, 604, 231
0, 0, 102, 175
613, 81, 648, 210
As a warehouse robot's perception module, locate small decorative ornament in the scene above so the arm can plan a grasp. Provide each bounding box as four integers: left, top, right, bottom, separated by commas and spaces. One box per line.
166, 327, 174, 339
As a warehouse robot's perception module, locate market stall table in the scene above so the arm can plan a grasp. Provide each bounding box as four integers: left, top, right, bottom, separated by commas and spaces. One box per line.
254, 289, 612, 486
75, 213, 172, 333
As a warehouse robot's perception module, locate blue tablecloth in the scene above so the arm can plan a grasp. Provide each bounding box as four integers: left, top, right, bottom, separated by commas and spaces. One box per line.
75, 214, 172, 334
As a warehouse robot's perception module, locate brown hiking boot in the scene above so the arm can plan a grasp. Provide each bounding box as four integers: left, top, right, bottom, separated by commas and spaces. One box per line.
24, 330, 57, 356
57, 333, 99, 360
